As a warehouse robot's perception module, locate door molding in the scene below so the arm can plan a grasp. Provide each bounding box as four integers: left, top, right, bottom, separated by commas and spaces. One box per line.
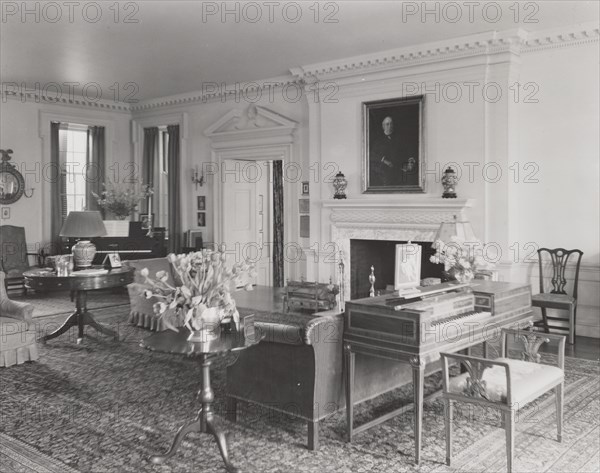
205, 105, 297, 282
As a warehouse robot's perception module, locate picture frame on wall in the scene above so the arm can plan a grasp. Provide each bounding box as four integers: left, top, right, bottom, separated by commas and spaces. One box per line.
197, 196, 206, 211
298, 198, 310, 214
362, 95, 425, 194
140, 213, 154, 230
187, 230, 203, 249
197, 212, 206, 227
301, 181, 309, 195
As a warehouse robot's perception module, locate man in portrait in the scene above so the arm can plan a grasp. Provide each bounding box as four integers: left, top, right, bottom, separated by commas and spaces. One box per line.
369, 115, 419, 187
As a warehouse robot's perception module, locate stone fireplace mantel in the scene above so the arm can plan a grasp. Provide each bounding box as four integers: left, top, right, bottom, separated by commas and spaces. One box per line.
322, 198, 474, 301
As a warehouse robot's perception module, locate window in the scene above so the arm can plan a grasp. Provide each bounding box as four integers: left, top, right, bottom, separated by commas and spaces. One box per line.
59, 124, 88, 219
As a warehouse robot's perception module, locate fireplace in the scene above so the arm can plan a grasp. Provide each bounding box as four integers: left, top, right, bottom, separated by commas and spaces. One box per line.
323, 198, 474, 303
350, 239, 443, 300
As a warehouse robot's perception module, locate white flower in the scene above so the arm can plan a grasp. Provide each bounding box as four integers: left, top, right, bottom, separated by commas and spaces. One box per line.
140, 268, 149, 277
143, 290, 153, 299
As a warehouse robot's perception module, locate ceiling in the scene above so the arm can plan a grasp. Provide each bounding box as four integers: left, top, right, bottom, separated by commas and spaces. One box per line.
2, 1, 598, 101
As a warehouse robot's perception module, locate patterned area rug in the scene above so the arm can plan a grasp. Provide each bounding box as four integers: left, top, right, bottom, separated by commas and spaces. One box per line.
1, 305, 599, 473
12, 289, 130, 318
0, 433, 80, 473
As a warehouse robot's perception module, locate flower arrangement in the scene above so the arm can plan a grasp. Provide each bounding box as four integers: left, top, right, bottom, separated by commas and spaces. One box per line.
141, 249, 257, 334
429, 237, 494, 283
92, 183, 153, 220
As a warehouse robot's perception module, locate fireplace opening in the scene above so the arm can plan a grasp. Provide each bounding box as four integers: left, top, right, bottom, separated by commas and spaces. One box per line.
350, 239, 444, 300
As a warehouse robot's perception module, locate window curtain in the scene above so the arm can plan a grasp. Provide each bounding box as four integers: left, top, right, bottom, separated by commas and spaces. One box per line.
86, 126, 105, 213
142, 127, 158, 212
167, 125, 181, 253
272, 160, 284, 287
50, 122, 62, 252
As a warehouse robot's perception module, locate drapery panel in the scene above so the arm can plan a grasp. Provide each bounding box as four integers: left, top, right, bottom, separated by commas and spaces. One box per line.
86, 126, 105, 213
167, 125, 181, 253
272, 160, 284, 287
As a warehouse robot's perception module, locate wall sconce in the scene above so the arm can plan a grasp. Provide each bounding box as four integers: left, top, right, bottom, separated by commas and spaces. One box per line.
192, 165, 204, 189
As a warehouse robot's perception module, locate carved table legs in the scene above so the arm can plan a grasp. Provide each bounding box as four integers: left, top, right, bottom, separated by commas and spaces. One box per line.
150, 354, 240, 473
41, 290, 117, 343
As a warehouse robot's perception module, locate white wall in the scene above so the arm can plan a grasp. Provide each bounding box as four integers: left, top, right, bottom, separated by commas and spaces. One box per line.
0, 98, 132, 251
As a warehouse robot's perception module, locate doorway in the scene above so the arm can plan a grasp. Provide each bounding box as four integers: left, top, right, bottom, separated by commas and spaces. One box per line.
222, 159, 275, 286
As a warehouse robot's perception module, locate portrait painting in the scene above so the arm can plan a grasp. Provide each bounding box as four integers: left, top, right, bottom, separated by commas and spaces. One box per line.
362, 95, 425, 193
197, 212, 206, 227
197, 195, 206, 211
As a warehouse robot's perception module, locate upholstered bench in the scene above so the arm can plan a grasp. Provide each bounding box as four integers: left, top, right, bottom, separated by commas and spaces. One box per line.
226, 308, 422, 450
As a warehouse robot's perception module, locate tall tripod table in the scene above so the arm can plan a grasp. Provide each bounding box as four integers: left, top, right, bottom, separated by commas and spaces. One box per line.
24, 267, 134, 343
141, 327, 262, 473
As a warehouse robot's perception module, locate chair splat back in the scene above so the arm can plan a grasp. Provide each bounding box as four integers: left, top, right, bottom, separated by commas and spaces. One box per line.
537, 248, 583, 298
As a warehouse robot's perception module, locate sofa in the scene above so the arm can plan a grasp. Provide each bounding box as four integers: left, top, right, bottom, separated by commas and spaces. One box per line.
0, 271, 38, 367
124, 257, 176, 331
226, 308, 436, 450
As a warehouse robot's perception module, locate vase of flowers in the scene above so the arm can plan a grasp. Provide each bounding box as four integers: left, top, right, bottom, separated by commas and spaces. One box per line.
141, 249, 256, 341
93, 183, 153, 236
429, 237, 494, 283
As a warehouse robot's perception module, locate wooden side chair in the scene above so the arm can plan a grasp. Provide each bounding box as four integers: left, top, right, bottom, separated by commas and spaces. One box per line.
0, 225, 44, 295
532, 248, 583, 344
441, 324, 565, 473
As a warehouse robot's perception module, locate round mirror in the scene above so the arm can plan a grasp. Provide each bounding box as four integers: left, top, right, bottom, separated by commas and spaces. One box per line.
0, 150, 25, 204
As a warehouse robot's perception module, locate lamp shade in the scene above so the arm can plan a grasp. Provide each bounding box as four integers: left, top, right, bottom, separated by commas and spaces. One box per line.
434, 217, 477, 243
59, 211, 107, 238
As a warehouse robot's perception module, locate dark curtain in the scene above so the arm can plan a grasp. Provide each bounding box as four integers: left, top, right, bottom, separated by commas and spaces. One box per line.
50, 122, 62, 252
272, 160, 284, 287
167, 125, 181, 253
86, 126, 105, 212
142, 127, 158, 212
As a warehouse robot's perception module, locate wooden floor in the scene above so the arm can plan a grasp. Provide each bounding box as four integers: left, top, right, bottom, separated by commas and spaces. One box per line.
545, 335, 600, 361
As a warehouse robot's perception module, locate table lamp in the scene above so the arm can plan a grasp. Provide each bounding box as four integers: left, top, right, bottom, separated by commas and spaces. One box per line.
433, 215, 476, 243
60, 211, 107, 268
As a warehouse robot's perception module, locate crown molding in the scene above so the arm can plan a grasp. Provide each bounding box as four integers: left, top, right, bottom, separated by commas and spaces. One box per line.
292, 24, 598, 83
130, 74, 302, 113
1, 88, 132, 113
522, 22, 599, 52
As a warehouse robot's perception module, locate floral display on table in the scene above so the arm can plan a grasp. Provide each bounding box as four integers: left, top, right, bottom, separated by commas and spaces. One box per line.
429, 237, 494, 283
141, 249, 257, 341
92, 182, 153, 220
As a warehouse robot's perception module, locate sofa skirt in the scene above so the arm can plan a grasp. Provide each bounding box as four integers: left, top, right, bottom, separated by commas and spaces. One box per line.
0, 341, 38, 367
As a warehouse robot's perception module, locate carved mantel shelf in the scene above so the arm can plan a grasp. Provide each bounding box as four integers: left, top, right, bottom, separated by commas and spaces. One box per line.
322, 198, 473, 228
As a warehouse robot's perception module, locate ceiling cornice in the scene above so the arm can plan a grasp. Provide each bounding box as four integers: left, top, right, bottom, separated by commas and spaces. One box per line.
1, 88, 132, 113
129, 75, 302, 113
291, 23, 598, 83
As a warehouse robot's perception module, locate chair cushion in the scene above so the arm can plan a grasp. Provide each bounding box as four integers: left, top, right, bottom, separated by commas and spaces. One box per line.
449, 358, 563, 404
532, 293, 575, 304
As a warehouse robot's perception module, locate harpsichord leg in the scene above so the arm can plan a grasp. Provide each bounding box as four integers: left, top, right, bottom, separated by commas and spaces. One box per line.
410, 356, 425, 465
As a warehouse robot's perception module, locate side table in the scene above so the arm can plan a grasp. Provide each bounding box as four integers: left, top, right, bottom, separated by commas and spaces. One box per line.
141, 327, 263, 473
24, 267, 134, 343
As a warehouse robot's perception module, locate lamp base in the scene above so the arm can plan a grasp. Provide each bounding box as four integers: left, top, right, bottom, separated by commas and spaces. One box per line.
72, 240, 96, 268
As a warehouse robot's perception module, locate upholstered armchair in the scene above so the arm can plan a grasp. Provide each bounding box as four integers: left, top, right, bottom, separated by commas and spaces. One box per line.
441, 323, 565, 472
0, 272, 38, 367
124, 257, 176, 331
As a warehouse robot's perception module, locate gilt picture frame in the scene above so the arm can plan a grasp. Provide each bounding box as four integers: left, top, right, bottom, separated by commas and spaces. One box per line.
362, 95, 425, 194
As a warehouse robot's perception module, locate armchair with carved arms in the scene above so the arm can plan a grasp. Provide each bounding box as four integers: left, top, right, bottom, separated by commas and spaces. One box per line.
0, 271, 38, 367
440, 323, 565, 473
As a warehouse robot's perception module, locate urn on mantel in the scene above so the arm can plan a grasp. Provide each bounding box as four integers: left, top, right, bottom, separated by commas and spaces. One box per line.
441, 167, 458, 198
